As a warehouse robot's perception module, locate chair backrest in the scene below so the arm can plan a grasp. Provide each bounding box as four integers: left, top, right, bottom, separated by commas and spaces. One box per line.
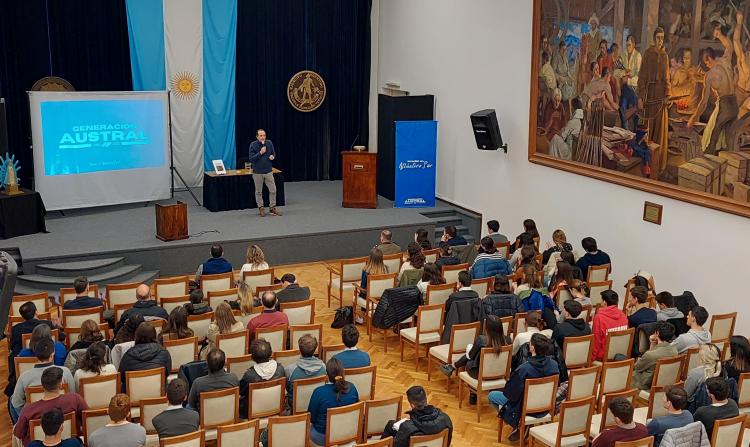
599, 358, 635, 396
255, 324, 288, 353
495, 241, 511, 259
79, 373, 120, 409
469, 277, 494, 297
126, 367, 166, 406
207, 288, 240, 310
566, 365, 601, 400
523, 374, 558, 416
226, 354, 255, 380
202, 272, 234, 295
710, 414, 745, 447
274, 349, 302, 370
556, 287, 573, 309
23, 328, 60, 350
557, 396, 596, 440
248, 377, 286, 420
587, 264, 610, 282
200, 386, 239, 429
408, 428, 450, 447
289, 324, 323, 353
737, 373, 750, 409
187, 312, 214, 341
322, 344, 346, 363
514, 312, 528, 335
241, 268, 274, 295
588, 280, 613, 307
448, 322, 480, 363
613, 437, 654, 447
599, 389, 638, 432
579, 305, 594, 323
710, 312, 737, 342
364, 396, 403, 438
217, 420, 260, 447
113, 303, 134, 323
216, 331, 249, 359
478, 346, 512, 384
256, 283, 284, 299
339, 257, 369, 282
25, 383, 69, 405
160, 429, 205, 447
652, 355, 685, 387
153, 276, 190, 300
683, 347, 701, 379
280, 299, 315, 325
81, 408, 110, 443
563, 334, 594, 368
64, 324, 106, 349
59, 285, 99, 307
30, 411, 75, 441
326, 401, 365, 446
423, 248, 440, 264
139, 396, 169, 434
12, 292, 50, 315
416, 304, 445, 342
292, 374, 327, 414
9, 312, 51, 328
367, 273, 398, 300
603, 328, 635, 362
500, 317, 512, 338
425, 282, 456, 306
644, 383, 684, 420
383, 252, 403, 274
14, 356, 38, 378
106, 282, 140, 308
163, 336, 199, 373
62, 306, 104, 327
441, 263, 469, 284
267, 413, 309, 447
345, 365, 377, 401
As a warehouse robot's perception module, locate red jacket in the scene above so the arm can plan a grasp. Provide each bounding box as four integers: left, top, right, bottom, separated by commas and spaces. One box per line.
592, 305, 629, 361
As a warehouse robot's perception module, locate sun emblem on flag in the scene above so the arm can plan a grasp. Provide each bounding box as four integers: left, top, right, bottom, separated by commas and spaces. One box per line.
170, 71, 200, 100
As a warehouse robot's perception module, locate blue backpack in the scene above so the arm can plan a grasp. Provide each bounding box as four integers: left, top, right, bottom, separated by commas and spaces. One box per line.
522, 289, 557, 313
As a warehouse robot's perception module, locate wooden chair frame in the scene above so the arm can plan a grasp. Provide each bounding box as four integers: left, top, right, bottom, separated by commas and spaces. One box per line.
530, 396, 596, 447
29, 411, 77, 440
201, 272, 235, 293
59, 285, 100, 307
280, 299, 316, 325
562, 334, 595, 369
424, 282, 457, 306
289, 323, 323, 353
325, 401, 365, 446
363, 396, 403, 440
587, 280, 613, 307
125, 367, 166, 407
382, 252, 404, 274
498, 375, 558, 443
62, 305, 104, 327
25, 383, 69, 405
139, 396, 169, 434
226, 354, 254, 380
344, 365, 377, 401
326, 256, 368, 308
709, 414, 745, 447
247, 377, 286, 420
14, 356, 38, 379
737, 372, 750, 412
601, 328, 635, 363
159, 429, 205, 447
469, 276, 494, 297
710, 312, 737, 342
427, 321, 480, 390
187, 312, 214, 342
199, 386, 240, 429
79, 373, 120, 409
566, 365, 601, 401
292, 374, 327, 414
12, 292, 50, 315
356, 438, 393, 447
410, 428, 449, 446
441, 263, 469, 284
598, 359, 635, 405
153, 276, 190, 300
595, 389, 638, 434
105, 282, 141, 308
586, 263, 611, 282
81, 408, 110, 442
399, 303, 444, 371
256, 283, 284, 299
353, 272, 398, 343
63, 324, 107, 350
217, 419, 260, 447
207, 288, 240, 310
163, 336, 199, 373
241, 268, 275, 295
22, 328, 60, 350
322, 344, 346, 363
458, 345, 512, 422
216, 331, 250, 358
113, 303, 134, 323
255, 324, 288, 353
266, 413, 309, 447
423, 248, 440, 264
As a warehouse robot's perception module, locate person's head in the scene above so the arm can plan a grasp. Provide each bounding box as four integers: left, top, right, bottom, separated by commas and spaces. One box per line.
601, 66, 611, 80
261, 291, 278, 310
553, 88, 562, 106
581, 237, 598, 253
526, 311, 544, 330
108, 394, 131, 423
135, 284, 150, 301
245, 244, 265, 265
552, 229, 567, 247
652, 321, 676, 343
655, 291, 674, 310
479, 236, 497, 254
35, 337, 55, 363
484, 315, 508, 349
599, 39, 608, 52
610, 42, 620, 55
682, 48, 693, 66
522, 264, 542, 289
251, 338, 273, 363
80, 341, 108, 374
410, 252, 426, 270
134, 322, 157, 345
365, 247, 387, 275
663, 385, 688, 411
166, 306, 191, 338
626, 34, 636, 53
688, 306, 709, 328
559, 250, 575, 266
415, 228, 430, 246
19, 301, 37, 321
206, 348, 226, 374
487, 220, 500, 234
280, 273, 296, 286
654, 26, 665, 49
563, 299, 583, 319
210, 243, 223, 259
29, 323, 52, 353
729, 336, 750, 371
493, 275, 512, 294
630, 286, 648, 305
421, 263, 445, 285
214, 302, 239, 334
405, 242, 421, 262
438, 241, 452, 258
601, 289, 619, 307
703, 46, 717, 69
166, 378, 188, 406
609, 397, 634, 425
40, 408, 66, 440
189, 289, 204, 306
706, 377, 730, 402
341, 324, 359, 348
41, 366, 63, 393
298, 334, 318, 358
523, 219, 539, 237
569, 279, 589, 297
458, 271, 472, 288
326, 358, 350, 401
380, 229, 393, 243
555, 261, 574, 284
256, 129, 267, 143
406, 385, 428, 411
116, 314, 145, 345
444, 225, 457, 239
541, 51, 550, 64
79, 319, 104, 343
73, 276, 89, 295
520, 246, 537, 266
530, 333, 551, 356
571, 97, 582, 112
591, 61, 601, 77
518, 232, 535, 249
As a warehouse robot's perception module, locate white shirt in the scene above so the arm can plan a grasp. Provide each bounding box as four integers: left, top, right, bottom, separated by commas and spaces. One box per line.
512, 327, 553, 355
240, 262, 269, 273
74, 365, 117, 387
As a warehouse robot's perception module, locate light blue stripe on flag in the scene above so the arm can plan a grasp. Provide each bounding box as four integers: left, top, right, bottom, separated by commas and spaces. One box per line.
202, 0, 237, 170
125, 0, 166, 91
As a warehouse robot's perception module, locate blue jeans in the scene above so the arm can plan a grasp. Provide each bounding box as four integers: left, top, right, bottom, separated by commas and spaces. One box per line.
310, 426, 326, 446
488, 391, 509, 411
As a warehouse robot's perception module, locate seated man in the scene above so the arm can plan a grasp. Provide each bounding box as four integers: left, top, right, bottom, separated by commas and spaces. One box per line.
434, 241, 460, 269
285, 334, 326, 407
187, 348, 239, 412
575, 237, 611, 280
489, 333, 559, 442
195, 243, 233, 283
246, 291, 289, 338
10, 302, 54, 358
626, 286, 656, 328
671, 306, 711, 354
275, 273, 311, 304
646, 385, 693, 446
152, 378, 199, 439
632, 322, 678, 390
486, 219, 508, 245
693, 377, 739, 437
383, 385, 453, 447
444, 271, 479, 317
655, 291, 684, 322
332, 324, 371, 368
592, 290, 628, 362
114, 284, 168, 334
375, 229, 402, 255
88, 394, 147, 447
62, 276, 104, 310
184, 289, 212, 316
240, 339, 285, 416
470, 236, 512, 279
27, 408, 82, 447
441, 225, 467, 246
14, 367, 88, 446
592, 397, 648, 446
551, 299, 591, 348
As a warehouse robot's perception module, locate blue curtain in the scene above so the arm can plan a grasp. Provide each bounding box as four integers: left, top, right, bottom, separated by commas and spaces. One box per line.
236, 0, 372, 181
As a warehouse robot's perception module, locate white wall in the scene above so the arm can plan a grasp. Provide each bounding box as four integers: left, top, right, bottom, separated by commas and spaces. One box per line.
375, 0, 750, 334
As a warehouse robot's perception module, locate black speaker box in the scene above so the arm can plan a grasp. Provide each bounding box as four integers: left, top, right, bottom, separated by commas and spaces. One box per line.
470, 109, 502, 150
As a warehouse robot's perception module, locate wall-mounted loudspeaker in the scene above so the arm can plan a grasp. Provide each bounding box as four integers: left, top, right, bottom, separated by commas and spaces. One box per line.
470, 109, 506, 152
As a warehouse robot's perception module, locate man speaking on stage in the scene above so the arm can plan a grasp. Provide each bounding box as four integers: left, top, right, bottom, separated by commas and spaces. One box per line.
248, 129, 282, 217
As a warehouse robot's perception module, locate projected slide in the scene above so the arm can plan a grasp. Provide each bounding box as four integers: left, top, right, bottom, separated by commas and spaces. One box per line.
41, 99, 165, 176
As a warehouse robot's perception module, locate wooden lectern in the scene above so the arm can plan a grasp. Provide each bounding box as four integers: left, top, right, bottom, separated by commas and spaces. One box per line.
342, 151, 377, 208
155, 201, 188, 241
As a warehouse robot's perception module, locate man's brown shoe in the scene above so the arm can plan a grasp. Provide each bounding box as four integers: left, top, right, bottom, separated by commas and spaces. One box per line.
258, 207, 266, 217
269, 207, 283, 216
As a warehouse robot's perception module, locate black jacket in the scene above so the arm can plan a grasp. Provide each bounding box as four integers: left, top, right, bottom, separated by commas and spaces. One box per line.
444, 290, 480, 316
371, 286, 421, 329
551, 318, 591, 348
276, 284, 311, 304
541, 243, 574, 265
10, 319, 53, 356
387, 405, 453, 447
482, 293, 524, 319
119, 342, 172, 390
62, 296, 105, 310
116, 300, 169, 332
442, 297, 482, 344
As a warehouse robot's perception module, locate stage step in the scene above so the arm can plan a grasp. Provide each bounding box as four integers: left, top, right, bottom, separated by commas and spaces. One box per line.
34, 257, 126, 276
420, 199, 482, 250
428, 215, 464, 228
14, 269, 160, 297
17, 264, 152, 291
434, 225, 470, 239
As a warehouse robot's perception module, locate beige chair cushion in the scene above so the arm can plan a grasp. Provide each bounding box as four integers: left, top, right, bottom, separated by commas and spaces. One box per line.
632, 407, 648, 425
524, 413, 552, 426
400, 327, 440, 344
638, 389, 650, 401
429, 344, 450, 363
458, 371, 506, 391
530, 422, 588, 447
328, 278, 356, 289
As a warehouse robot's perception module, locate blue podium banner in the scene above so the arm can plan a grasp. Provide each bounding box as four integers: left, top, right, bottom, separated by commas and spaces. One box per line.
394, 120, 437, 208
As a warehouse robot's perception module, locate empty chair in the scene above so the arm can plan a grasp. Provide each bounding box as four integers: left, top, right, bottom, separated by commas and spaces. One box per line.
247, 377, 286, 427
79, 373, 120, 410
400, 304, 444, 371
187, 312, 213, 342
163, 337, 199, 374
200, 387, 240, 440
290, 324, 323, 353
710, 414, 745, 447
566, 365, 601, 401
255, 324, 288, 353
587, 264, 610, 282
266, 413, 310, 447
710, 313, 737, 342
458, 345, 512, 422
345, 365, 377, 401
106, 283, 140, 308
424, 282, 456, 306
62, 306, 104, 327
207, 288, 240, 310
409, 428, 450, 447
216, 331, 249, 359
292, 375, 327, 414
160, 430, 205, 447
498, 375, 558, 443
319, 401, 365, 447
529, 396, 596, 447
427, 321, 480, 387
153, 276, 190, 301
599, 359, 635, 404
441, 263, 469, 285
327, 256, 368, 308
563, 334, 595, 369
280, 299, 315, 325
363, 396, 402, 441
201, 272, 234, 295
126, 368, 166, 418
12, 292, 50, 315
216, 420, 259, 447
241, 268, 275, 296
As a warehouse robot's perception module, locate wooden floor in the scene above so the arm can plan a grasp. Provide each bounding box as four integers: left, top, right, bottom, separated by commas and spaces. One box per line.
1, 262, 513, 446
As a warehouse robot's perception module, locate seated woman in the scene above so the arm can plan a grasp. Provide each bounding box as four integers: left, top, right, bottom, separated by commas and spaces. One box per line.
184, 289, 212, 316
159, 306, 194, 343
74, 341, 116, 387
119, 322, 172, 391
509, 233, 538, 270
398, 252, 425, 287
514, 246, 538, 276
414, 228, 432, 250
18, 323, 67, 367
399, 242, 423, 275
360, 247, 388, 295
206, 302, 245, 353
240, 244, 270, 274
470, 236, 512, 279
685, 344, 724, 404
68, 319, 106, 352
541, 230, 574, 265
509, 219, 540, 255
308, 358, 360, 445
435, 241, 460, 269
515, 265, 557, 330
724, 336, 750, 382
416, 263, 446, 295
548, 261, 574, 302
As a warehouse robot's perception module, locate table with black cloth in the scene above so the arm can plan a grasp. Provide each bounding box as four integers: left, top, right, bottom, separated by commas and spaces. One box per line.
0, 188, 47, 238
203, 168, 285, 212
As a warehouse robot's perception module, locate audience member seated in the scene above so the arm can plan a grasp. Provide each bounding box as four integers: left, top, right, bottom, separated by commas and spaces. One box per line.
632, 322, 678, 390
240, 339, 285, 415
332, 324, 371, 368
383, 385, 453, 447
693, 377, 739, 437
308, 358, 360, 445
152, 378, 199, 439
275, 273, 311, 303
119, 322, 171, 391
11, 338, 76, 422
87, 394, 147, 447
486, 219, 508, 245
509, 233, 536, 269
724, 336, 750, 382
685, 344, 723, 403
62, 276, 104, 310
567, 279, 591, 306
285, 334, 326, 406
14, 367, 88, 446
591, 397, 649, 447
444, 271, 479, 316
489, 333, 558, 442
27, 408, 82, 447
470, 236, 512, 279
68, 319, 105, 352
548, 261, 574, 302
435, 241, 460, 269
247, 291, 289, 338
18, 324, 67, 367
551, 300, 591, 348
184, 289, 212, 316
398, 252, 425, 287
415, 228, 432, 250
515, 265, 557, 330
114, 284, 168, 334
541, 229, 574, 265
10, 302, 55, 358
206, 302, 245, 352
195, 243, 233, 283
400, 242, 423, 275
416, 263, 446, 295
240, 244, 270, 274
187, 348, 238, 412
441, 225, 467, 247
592, 290, 629, 362
159, 307, 194, 343
646, 385, 694, 447
73, 342, 116, 387
558, 251, 583, 280
509, 218, 540, 255
515, 246, 538, 274
512, 311, 553, 356
626, 286, 657, 328
111, 314, 144, 370
655, 292, 686, 333
671, 306, 711, 354
576, 237, 612, 279
360, 248, 389, 300
482, 274, 524, 319
376, 229, 402, 255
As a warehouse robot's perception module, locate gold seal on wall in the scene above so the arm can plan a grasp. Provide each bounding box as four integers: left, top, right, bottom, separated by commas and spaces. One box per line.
287, 70, 326, 112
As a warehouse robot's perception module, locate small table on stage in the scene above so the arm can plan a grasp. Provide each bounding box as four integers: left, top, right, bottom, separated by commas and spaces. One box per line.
0, 188, 47, 238
203, 168, 285, 212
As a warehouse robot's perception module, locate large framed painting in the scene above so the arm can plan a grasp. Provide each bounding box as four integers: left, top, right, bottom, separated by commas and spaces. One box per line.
529, 0, 750, 217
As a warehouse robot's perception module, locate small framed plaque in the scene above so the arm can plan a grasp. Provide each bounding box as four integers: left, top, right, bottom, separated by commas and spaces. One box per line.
212, 159, 226, 175
643, 201, 663, 225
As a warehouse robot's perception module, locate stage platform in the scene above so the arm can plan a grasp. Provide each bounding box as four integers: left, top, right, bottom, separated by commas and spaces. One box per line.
9, 181, 470, 294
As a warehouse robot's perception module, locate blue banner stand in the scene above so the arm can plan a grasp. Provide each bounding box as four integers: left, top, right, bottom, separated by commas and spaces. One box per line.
394, 120, 438, 208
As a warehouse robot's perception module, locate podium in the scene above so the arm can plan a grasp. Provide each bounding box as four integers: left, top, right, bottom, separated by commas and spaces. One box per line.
342, 151, 377, 208
155, 201, 188, 241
